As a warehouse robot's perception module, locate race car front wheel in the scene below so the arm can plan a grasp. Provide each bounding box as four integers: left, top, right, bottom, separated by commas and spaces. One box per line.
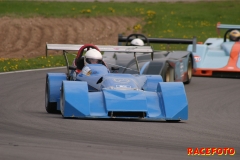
45, 78, 57, 113
60, 84, 65, 118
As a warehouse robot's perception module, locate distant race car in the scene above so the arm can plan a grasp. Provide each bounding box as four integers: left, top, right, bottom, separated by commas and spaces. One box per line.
187, 23, 240, 77
103, 34, 197, 84
45, 44, 188, 121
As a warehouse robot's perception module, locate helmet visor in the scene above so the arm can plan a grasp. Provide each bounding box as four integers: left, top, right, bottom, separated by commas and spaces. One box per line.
86, 58, 103, 64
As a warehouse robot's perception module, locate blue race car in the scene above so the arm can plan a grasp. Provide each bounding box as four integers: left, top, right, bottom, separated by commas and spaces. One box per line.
187, 23, 240, 77
45, 44, 188, 121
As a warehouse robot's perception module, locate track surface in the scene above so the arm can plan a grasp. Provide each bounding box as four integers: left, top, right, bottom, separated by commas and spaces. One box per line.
0, 68, 239, 160
28, 0, 230, 2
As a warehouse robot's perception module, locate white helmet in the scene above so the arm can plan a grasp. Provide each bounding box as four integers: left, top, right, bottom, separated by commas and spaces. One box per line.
84, 49, 103, 65
130, 38, 144, 46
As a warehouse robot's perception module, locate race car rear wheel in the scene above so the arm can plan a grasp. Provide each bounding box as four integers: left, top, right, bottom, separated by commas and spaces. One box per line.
165, 65, 174, 82
45, 78, 57, 113
184, 57, 193, 84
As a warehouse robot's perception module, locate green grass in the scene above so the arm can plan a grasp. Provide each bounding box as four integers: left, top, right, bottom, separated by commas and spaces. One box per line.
0, 54, 76, 72
0, 0, 239, 72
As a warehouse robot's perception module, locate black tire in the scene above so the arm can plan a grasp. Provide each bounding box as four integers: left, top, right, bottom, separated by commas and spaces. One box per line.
184, 57, 193, 84
60, 83, 65, 118
162, 63, 174, 82
45, 77, 57, 113
166, 120, 181, 123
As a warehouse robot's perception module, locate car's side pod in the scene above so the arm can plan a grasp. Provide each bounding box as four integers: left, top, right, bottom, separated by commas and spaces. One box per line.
46, 73, 67, 112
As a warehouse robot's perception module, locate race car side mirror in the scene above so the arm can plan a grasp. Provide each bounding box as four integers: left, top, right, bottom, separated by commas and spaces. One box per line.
69, 66, 77, 70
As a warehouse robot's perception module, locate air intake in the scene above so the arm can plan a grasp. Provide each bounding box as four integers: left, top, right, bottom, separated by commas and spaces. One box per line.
212, 71, 240, 78
108, 111, 146, 118
145, 62, 163, 74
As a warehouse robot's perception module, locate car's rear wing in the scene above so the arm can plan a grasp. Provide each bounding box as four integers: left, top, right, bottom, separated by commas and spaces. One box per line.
216, 22, 240, 41
46, 43, 153, 57
118, 35, 197, 52
46, 43, 154, 75
217, 23, 240, 30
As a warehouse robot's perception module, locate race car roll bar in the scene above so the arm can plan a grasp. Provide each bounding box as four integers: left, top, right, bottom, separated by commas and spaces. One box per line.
46, 43, 154, 57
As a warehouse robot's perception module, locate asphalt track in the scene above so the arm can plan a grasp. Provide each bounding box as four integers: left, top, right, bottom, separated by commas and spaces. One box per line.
0, 67, 239, 160
0, 0, 238, 159
28, 0, 229, 2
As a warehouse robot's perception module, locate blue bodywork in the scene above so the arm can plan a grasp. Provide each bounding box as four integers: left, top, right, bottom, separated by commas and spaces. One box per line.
46, 64, 188, 121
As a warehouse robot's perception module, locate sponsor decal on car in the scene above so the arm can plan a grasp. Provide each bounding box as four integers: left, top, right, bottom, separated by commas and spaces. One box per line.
180, 62, 184, 77
113, 78, 130, 83
194, 56, 201, 62
187, 147, 235, 156
116, 85, 131, 88
227, 66, 234, 69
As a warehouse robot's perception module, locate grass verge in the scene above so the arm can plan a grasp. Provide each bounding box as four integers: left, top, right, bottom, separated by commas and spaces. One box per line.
0, 0, 239, 72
